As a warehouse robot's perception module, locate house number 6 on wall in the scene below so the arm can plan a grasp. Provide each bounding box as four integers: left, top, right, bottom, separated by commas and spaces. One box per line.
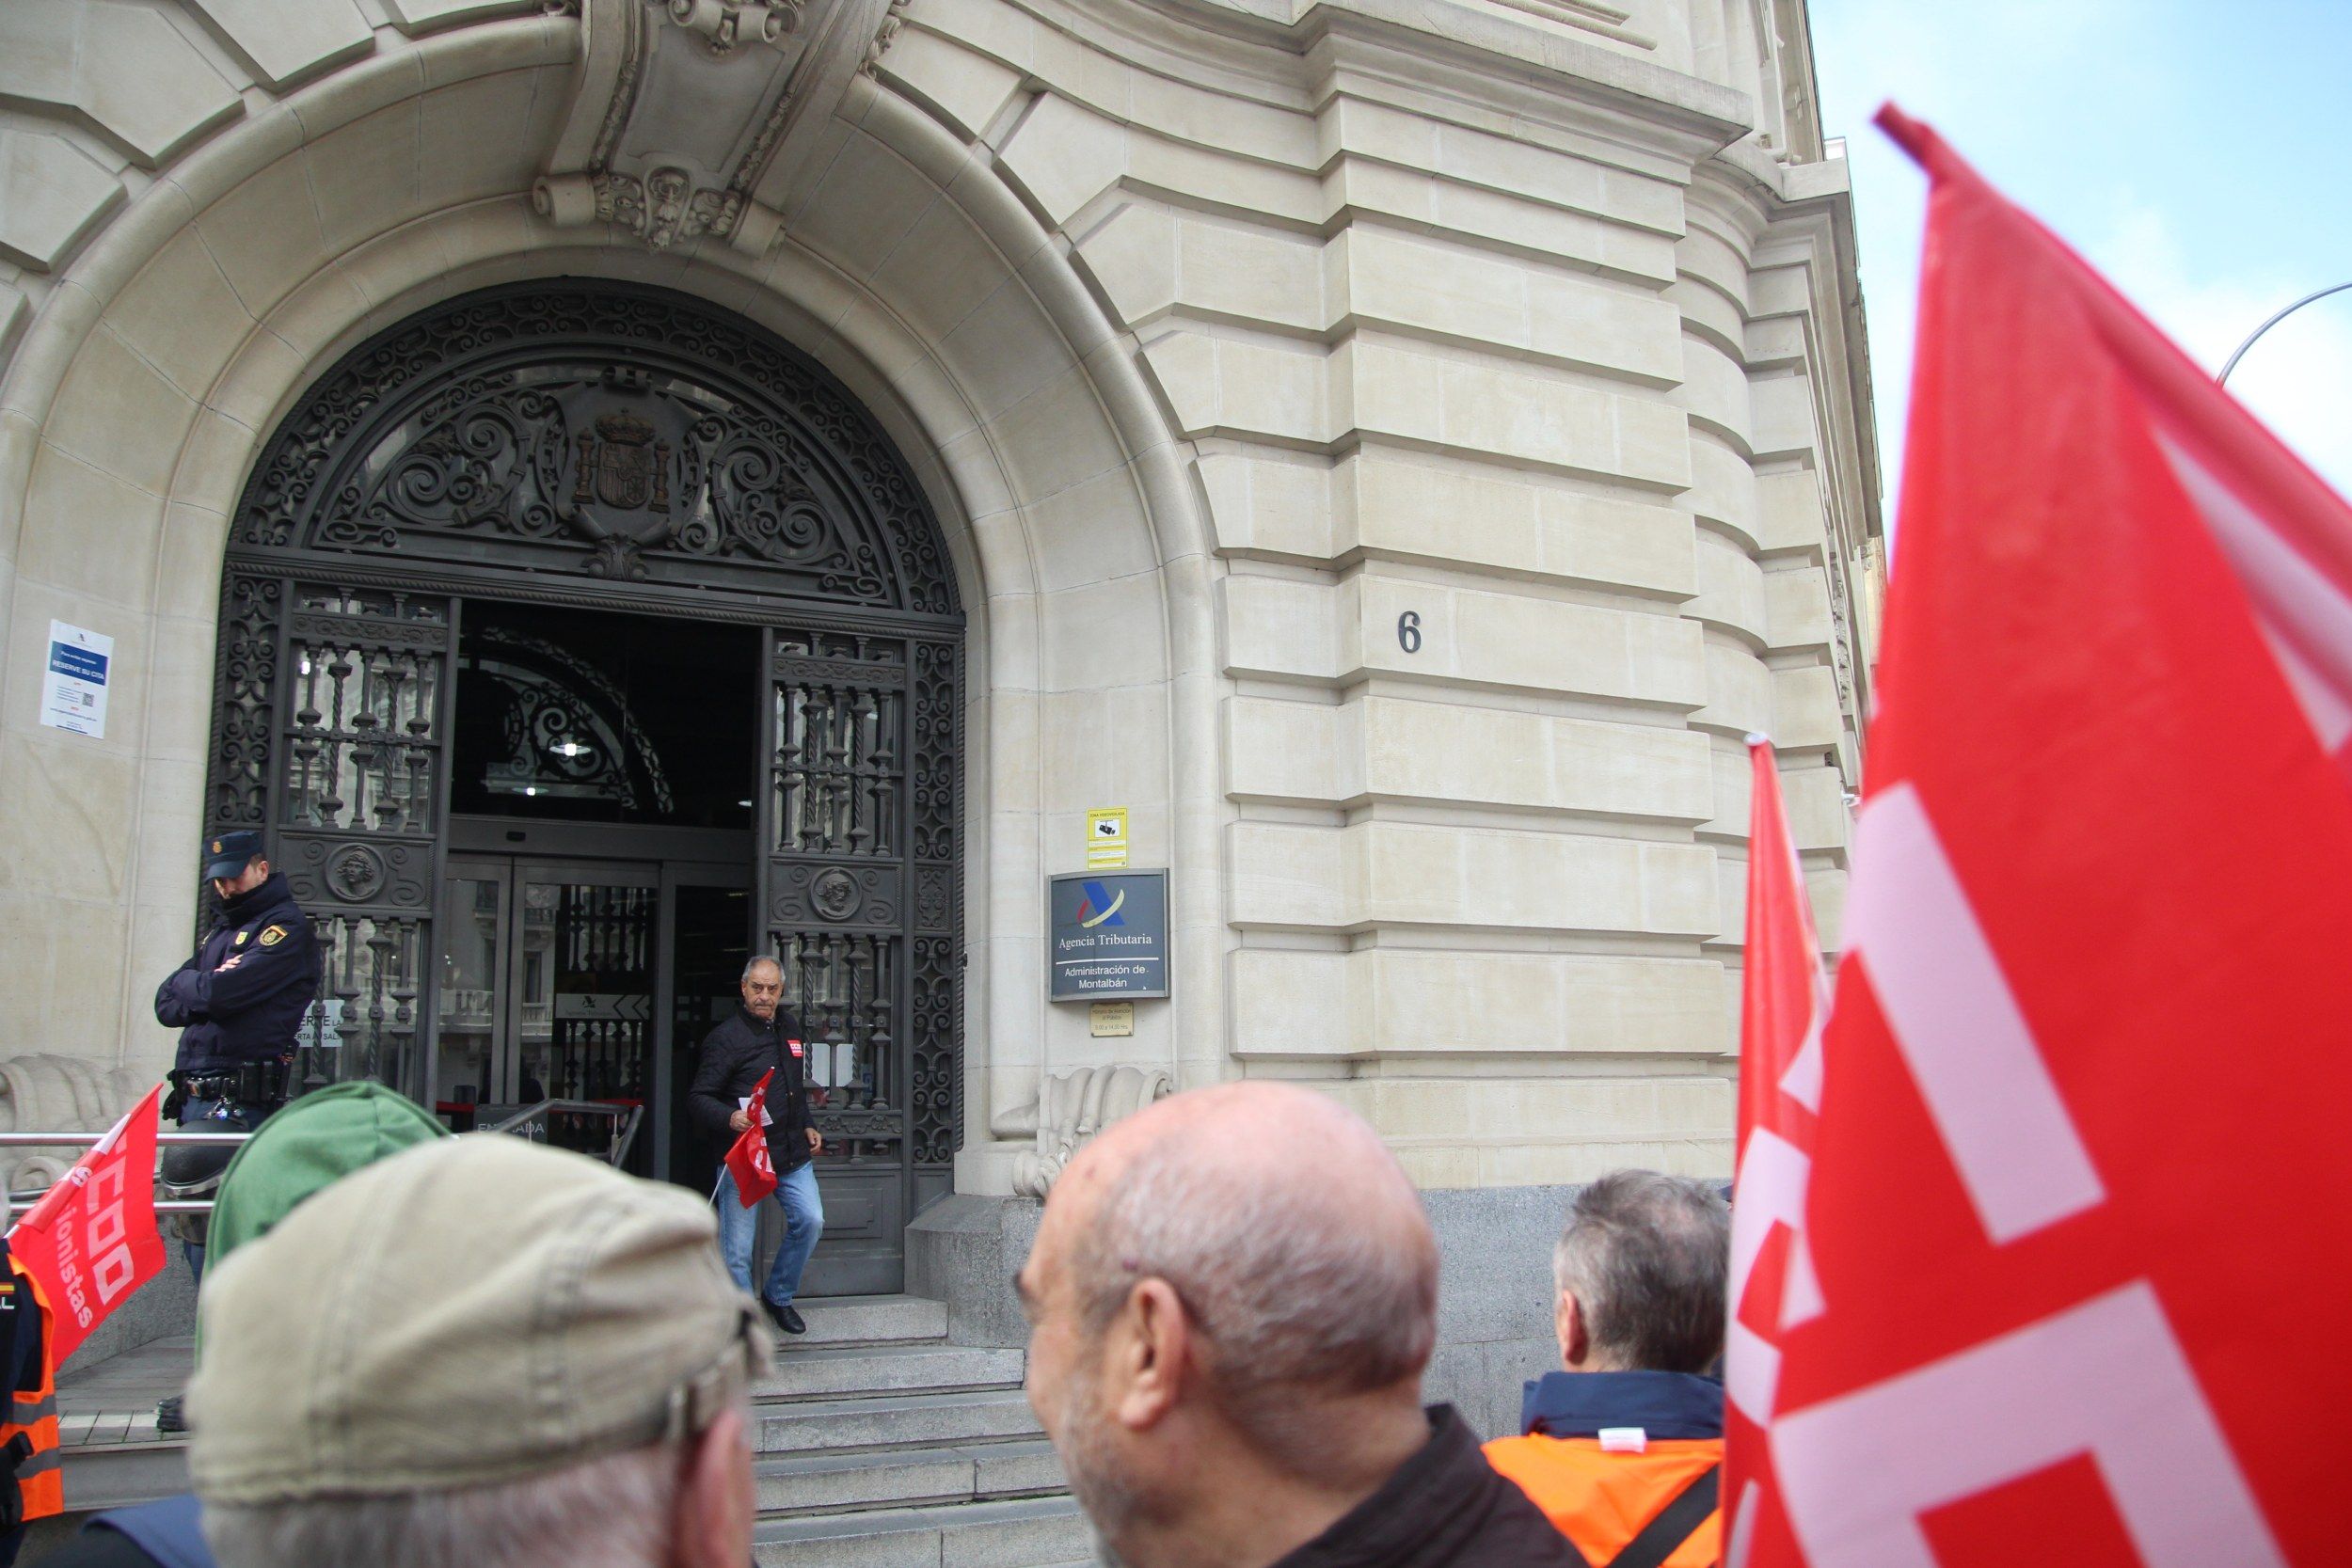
1397, 611, 1422, 654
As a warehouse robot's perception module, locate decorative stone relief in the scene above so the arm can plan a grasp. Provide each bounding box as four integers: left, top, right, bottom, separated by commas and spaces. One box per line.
1009, 1066, 1173, 1199
0, 1055, 153, 1197
535, 0, 899, 255
668, 0, 805, 53
861, 0, 912, 74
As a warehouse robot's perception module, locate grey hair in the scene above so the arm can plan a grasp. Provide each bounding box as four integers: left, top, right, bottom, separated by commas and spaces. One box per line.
1553, 1170, 1729, 1374
740, 955, 782, 983
1072, 1140, 1438, 1471
202, 1440, 681, 1568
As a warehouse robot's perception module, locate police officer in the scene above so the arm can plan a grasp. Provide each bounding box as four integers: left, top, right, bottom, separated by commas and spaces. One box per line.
147, 832, 320, 1435
151, 832, 320, 1270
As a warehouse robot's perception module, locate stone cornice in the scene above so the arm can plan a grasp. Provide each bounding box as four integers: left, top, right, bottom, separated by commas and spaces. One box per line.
987, 0, 1751, 161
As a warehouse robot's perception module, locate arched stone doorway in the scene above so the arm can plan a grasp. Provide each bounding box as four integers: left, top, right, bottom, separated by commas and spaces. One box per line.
202, 278, 962, 1292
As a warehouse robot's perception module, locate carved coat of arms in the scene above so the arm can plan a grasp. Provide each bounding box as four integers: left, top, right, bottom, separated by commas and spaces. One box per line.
574, 410, 672, 514
567, 408, 680, 580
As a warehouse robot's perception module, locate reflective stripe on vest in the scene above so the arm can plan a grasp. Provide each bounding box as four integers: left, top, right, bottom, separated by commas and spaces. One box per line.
3, 1267, 62, 1522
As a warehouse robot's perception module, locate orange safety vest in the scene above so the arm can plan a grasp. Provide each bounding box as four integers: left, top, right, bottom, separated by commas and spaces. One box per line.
1483, 1433, 1722, 1568
0, 1259, 61, 1526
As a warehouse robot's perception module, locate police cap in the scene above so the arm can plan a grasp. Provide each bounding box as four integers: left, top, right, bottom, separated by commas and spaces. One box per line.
201, 831, 263, 880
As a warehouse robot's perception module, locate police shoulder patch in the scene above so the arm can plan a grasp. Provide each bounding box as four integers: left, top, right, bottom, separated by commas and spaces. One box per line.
259, 926, 288, 947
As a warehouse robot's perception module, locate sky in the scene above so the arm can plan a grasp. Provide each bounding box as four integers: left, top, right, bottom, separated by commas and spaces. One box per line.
1805, 0, 2352, 535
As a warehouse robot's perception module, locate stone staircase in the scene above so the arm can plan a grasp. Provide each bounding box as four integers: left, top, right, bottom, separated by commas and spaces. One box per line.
749, 1296, 1092, 1566
56, 1295, 1095, 1567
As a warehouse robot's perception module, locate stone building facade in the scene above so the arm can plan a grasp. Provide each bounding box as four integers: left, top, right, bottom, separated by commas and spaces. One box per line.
0, 0, 1877, 1392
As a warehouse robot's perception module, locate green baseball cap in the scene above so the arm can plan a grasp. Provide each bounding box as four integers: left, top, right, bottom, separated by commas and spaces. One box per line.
187, 1134, 770, 1503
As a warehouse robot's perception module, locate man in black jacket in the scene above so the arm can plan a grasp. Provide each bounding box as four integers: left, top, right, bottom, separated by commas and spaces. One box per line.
687, 956, 823, 1334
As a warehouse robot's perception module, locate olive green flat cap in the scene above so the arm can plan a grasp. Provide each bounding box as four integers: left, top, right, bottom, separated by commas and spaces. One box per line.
188, 1133, 770, 1503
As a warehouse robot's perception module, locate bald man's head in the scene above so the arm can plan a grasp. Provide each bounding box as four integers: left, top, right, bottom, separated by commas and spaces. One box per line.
1030, 1083, 1438, 1467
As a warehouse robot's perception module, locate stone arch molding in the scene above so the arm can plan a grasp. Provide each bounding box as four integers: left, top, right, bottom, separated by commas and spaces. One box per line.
0, 8, 1220, 1158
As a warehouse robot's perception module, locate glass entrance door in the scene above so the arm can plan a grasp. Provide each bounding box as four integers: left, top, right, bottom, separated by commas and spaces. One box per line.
435, 858, 659, 1171
520, 869, 658, 1105
433, 851, 754, 1191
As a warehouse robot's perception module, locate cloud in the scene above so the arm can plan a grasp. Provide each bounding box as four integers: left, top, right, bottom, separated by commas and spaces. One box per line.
1804, 0, 2352, 517
2083, 205, 2352, 499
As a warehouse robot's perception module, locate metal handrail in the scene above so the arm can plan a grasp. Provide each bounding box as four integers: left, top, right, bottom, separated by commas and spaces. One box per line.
3, 1130, 256, 1215
480, 1099, 644, 1168
3, 1097, 646, 1218
0, 1132, 249, 1147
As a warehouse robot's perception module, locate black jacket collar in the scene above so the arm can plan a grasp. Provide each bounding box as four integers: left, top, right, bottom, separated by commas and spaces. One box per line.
217, 871, 295, 927
1270, 1404, 1583, 1567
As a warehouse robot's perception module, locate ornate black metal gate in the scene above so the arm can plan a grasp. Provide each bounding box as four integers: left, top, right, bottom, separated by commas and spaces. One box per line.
202, 281, 963, 1265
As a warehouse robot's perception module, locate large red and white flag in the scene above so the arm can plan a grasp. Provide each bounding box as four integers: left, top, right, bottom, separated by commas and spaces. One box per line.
1724, 737, 1829, 1562
1753, 108, 2352, 1568
8, 1085, 169, 1365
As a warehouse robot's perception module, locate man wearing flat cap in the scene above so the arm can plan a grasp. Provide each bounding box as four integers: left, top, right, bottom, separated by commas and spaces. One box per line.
151, 832, 321, 1282
187, 1135, 771, 1568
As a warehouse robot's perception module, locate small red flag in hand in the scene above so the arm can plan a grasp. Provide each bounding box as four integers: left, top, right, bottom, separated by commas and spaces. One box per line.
8, 1084, 169, 1364
1751, 108, 2352, 1568
724, 1069, 777, 1208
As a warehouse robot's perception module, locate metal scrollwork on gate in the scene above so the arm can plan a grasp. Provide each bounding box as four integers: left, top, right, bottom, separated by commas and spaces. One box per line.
229, 285, 954, 614
208, 573, 282, 829
908, 640, 961, 1165
760, 622, 960, 1175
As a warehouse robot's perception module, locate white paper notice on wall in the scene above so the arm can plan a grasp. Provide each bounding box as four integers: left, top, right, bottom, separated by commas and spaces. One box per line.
38, 621, 111, 738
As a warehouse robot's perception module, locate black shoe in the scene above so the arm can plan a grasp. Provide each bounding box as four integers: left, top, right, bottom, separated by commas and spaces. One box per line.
765, 1300, 807, 1335
156, 1395, 186, 1435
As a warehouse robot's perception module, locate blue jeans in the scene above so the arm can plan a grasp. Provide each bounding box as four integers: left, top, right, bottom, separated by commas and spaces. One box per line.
714, 1161, 824, 1307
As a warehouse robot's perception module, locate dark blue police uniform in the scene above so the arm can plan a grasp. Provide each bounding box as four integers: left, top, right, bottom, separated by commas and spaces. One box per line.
149, 832, 320, 1302
153, 857, 320, 1080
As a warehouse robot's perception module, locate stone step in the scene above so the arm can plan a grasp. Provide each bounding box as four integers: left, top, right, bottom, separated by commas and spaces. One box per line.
788, 1294, 949, 1348
754, 1495, 1094, 1568
758, 1386, 1042, 1456
759, 1342, 1025, 1403
756, 1436, 1065, 1516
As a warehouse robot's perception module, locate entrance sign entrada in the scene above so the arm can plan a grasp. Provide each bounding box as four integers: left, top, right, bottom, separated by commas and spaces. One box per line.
1048, 871, 1169, 1001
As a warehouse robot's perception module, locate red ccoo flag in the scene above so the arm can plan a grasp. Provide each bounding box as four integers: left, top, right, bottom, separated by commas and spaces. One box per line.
8, 1084, 169, 1365
724, 1069, 779, 1208
1750, 109, 2352, 1568
1723, 736, 1830, 1565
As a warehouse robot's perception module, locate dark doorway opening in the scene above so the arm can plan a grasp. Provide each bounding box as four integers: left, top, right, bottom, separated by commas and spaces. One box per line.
433, 598, 758, 1190
451, 600, 757, 828
668, 882, 753, 1199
